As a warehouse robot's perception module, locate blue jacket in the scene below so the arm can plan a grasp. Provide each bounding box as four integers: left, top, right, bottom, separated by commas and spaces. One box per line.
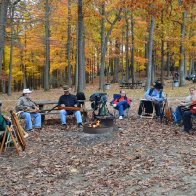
145, 88, 165, 102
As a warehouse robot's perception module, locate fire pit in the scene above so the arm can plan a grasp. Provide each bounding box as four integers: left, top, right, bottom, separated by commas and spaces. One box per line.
83, 115, 114, 134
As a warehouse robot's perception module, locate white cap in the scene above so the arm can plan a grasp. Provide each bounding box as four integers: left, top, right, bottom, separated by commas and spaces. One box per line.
23, 88, 32, 94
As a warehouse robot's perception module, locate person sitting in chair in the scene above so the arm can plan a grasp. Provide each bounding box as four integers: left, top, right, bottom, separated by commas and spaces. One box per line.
16, 89, 41, 132
58, 85, 83, 128
173, 87, 196, 125
182, 91, 196, 133
112, 90, 131, 120
138, 81, 165, 118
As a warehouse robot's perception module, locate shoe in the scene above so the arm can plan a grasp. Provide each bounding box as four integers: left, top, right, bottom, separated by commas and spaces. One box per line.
34, 126, 42, 130
119, 116, 123, 120
77, 123, 83, 128
61, 124, 67, 129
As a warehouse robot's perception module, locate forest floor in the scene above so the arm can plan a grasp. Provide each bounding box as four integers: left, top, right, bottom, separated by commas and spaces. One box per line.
0, 81, 196, 195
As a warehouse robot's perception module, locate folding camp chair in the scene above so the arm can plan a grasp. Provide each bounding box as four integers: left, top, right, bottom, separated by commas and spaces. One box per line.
110, 94, 131, 118
138, 99, 155, 119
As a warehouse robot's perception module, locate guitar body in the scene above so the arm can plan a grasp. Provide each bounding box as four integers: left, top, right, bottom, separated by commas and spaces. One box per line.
163, 99, 173, 123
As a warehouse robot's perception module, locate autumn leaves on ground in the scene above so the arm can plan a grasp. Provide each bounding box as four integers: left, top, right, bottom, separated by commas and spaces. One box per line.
0, 83, 196, 195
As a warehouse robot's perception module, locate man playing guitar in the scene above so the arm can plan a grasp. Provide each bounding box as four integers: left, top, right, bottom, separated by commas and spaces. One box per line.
16, 89, 42, 132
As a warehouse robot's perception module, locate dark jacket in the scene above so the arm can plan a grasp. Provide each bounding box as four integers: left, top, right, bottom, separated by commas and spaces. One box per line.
58, 94, 78, 107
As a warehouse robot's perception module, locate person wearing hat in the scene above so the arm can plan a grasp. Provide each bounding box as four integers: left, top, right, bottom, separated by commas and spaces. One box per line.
16, 88, 41, 132
138, 81, 166, 118
58, 85, 83, 128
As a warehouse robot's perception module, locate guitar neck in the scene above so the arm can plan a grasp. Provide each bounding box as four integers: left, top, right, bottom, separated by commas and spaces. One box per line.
58, 106, 81, 111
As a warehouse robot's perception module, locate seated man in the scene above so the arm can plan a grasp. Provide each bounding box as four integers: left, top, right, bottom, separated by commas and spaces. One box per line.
16, 89, 41, 132
112, 90, 131, 120
182, 91, 196, 133
173, 87, 195, 125
58, 86, 83, 128
138, 81, 165, 118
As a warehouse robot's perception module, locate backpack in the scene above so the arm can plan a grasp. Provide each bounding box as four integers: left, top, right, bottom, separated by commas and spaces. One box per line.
149, 88, 163, 98
190, 100, 196, 114
0, 114, 6, 131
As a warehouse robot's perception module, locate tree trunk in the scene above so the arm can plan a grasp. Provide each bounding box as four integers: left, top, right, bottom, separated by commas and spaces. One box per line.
179, 4, 186, 86
67, 0, 72, 87
0, 0, 9, 74
77, 0, 84, 92
160, 10, 164, 84
130, 13, 135, 83
99, 3, 106, 90
146, 16, 155, 90
166, 43, 170, 77
99, 6, 122, 91
113, 39, 119, 83
8, 5, 15, 96
125, 11, 130, 82
44, 0, 50, 91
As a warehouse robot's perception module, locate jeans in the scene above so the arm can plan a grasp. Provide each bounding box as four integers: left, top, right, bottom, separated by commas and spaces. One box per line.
60, 110, 82, 124
183, 111, 192, 132
115, 100, 129, 116
20, 112, 41, 131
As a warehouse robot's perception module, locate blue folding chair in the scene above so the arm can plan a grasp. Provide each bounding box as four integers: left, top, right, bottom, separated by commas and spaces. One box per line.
110, 94, 131, 118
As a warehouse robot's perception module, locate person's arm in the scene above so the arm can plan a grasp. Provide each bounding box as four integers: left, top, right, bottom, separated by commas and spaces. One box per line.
58, 96, 65, 107
73, 95, 79, 106
154, 91, 165, 102
113, 98, 118, 104
144, 89, 153, 101
126, 97, 131, 105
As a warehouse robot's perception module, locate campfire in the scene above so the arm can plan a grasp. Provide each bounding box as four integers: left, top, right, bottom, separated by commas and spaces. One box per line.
83, 117, 114, 134
89, 120, 101, 128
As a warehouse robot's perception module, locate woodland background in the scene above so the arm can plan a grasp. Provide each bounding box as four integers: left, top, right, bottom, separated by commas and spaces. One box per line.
0, 0, 195, 95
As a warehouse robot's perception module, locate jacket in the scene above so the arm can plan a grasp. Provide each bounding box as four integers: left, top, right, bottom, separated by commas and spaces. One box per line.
16, 96, 36, 112
58, 94, 78, 107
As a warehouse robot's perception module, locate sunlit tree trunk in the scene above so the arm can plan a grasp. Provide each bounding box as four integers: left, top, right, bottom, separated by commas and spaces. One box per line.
44, 0, 50, 91
146, 16, 155, 90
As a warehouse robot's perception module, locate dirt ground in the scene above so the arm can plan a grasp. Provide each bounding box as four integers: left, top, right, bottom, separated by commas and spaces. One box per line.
0, 82, 196, 195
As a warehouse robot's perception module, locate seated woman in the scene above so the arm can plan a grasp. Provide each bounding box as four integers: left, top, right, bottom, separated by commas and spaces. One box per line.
182, 91, 196, 133
112, 90, 131, 120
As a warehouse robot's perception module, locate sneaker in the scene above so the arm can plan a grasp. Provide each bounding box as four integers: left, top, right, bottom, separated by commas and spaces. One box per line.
77, 123, 83, 128
119, 116, 123, 120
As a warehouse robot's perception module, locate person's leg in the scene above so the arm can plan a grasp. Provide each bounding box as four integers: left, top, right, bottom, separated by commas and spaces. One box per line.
183, 111, 192, 132
74, 111, 82, 124
20, 112, 33, 131
117, 101, 125, 116
60, 110, 67, 125
154, 102, 162, 117
138, 101, 143, 115
31, 113, 42, 128
175, 106, 183, 123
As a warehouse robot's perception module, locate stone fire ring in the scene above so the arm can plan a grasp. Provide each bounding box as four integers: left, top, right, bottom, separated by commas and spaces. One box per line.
83, 124, 113, 134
